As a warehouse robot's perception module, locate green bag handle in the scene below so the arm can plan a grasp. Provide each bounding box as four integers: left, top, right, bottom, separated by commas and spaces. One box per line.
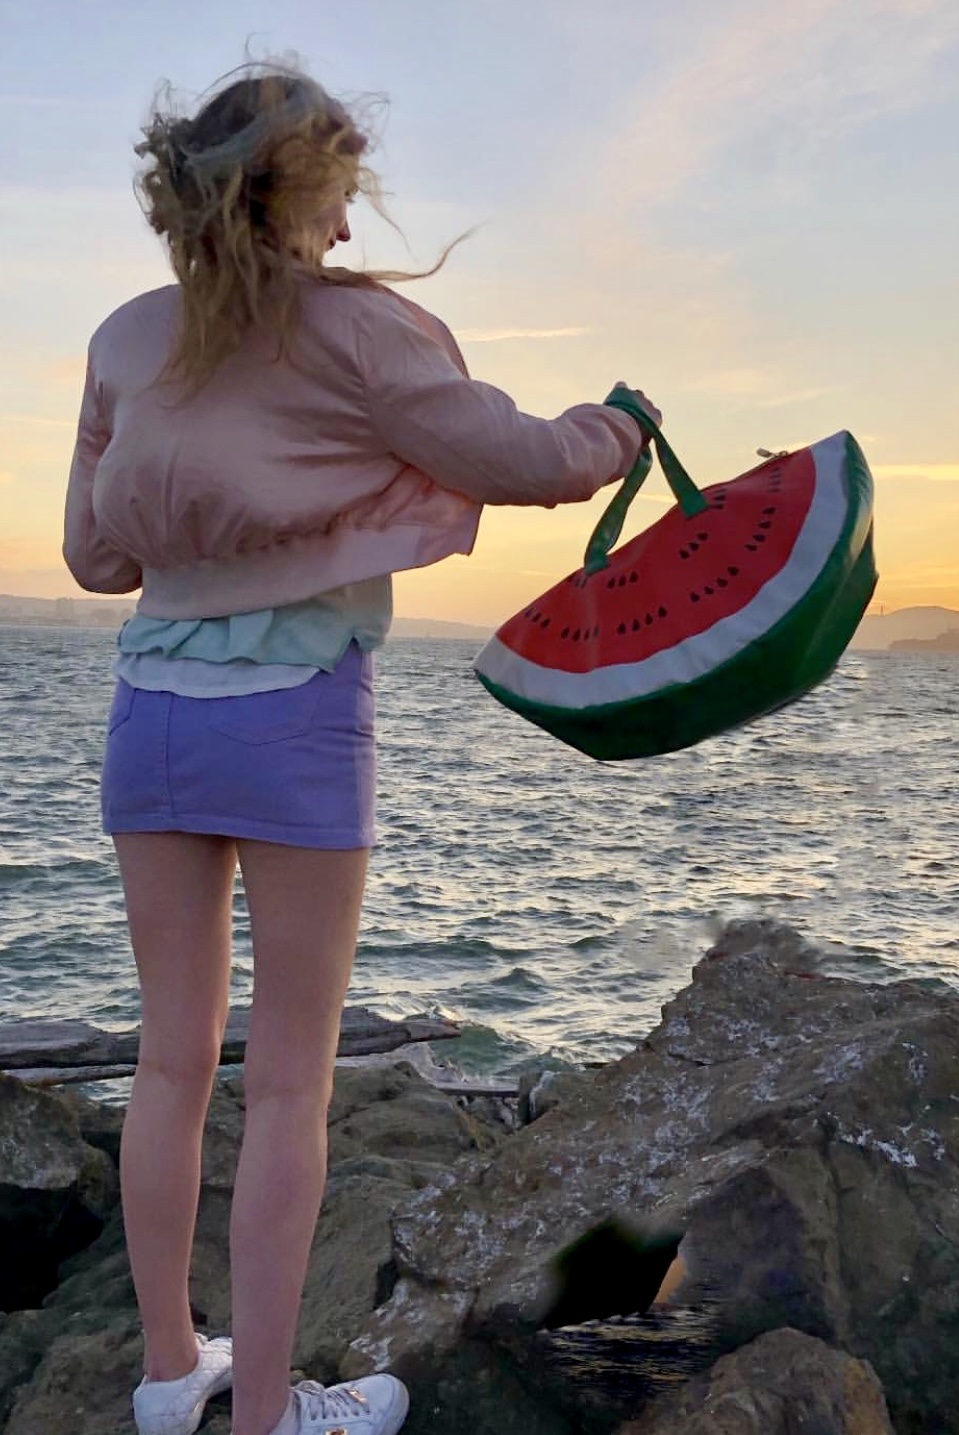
583, 387, 709, 575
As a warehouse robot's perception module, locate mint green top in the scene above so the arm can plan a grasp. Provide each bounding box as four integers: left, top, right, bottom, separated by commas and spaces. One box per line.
114, 577, 391, 697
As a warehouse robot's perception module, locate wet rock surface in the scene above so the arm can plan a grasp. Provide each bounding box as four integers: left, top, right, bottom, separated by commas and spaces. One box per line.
1, 920, 957, 1433
617, 1326, 895, 1433
0, 1061, 506, 1434
0, 1073, 119, 1312
343, 920, 959, 1434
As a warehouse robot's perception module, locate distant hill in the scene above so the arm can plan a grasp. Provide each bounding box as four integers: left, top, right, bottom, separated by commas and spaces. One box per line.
889, 629, 959, 654
0, 593, 135, 628
851, 606, 959, 651
2, 590, 952, 651
0, 592, 492, 641
390, 616, 491, 641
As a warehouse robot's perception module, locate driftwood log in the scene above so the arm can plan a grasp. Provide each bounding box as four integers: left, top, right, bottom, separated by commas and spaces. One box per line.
0, 1006, 461, 1086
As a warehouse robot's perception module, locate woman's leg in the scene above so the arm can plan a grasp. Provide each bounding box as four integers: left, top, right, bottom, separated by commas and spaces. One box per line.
114, 831, 237, 1381
228, 840, 369, 1435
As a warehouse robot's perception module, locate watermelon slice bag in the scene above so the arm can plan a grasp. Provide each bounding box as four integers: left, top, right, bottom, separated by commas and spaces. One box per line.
473, 387, 878, 761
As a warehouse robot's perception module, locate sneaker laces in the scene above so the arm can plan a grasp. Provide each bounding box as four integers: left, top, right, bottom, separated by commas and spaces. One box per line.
294, 1379, 369, 1424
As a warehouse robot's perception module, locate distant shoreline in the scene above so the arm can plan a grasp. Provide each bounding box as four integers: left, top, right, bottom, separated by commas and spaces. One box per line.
0, 596, 492, 642
4, 616, 958, 654
0, 617, 492, 642
888, 632, 959, 654
2, 594, 957, 649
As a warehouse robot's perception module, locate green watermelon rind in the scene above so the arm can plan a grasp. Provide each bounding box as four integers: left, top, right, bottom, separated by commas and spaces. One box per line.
474, 434, 877, 761
481, 432, 852, 699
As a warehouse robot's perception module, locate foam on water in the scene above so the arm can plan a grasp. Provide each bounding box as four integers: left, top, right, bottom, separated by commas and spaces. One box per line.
0, 627, 957, 1077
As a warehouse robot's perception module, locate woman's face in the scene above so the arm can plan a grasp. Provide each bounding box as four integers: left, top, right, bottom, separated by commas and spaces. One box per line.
286, 181, 354, 265
317, 191, 352, 252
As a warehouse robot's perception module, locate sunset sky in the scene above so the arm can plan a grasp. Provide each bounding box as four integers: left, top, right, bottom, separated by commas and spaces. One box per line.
1, 0, 957, 625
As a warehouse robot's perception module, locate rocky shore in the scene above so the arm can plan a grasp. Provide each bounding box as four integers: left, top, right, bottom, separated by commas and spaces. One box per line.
2, 918, 957, 1434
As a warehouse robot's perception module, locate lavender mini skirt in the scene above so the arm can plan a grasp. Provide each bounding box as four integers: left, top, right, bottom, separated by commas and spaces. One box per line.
101, 644, 375, 849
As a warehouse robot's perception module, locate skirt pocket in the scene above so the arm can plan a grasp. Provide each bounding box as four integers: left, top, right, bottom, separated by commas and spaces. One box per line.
205, 679, 324, 746
106, 682, 136, 735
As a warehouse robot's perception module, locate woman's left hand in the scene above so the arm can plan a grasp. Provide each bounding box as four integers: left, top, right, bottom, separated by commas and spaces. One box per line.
613, 381, 663, 438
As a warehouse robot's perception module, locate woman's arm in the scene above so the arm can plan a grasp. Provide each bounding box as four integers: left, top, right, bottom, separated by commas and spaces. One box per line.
62, 357, 143, 594
357, 296, 646, 508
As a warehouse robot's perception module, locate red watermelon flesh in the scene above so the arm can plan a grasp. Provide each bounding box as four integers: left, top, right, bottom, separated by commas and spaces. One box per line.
500, 450, 815, 674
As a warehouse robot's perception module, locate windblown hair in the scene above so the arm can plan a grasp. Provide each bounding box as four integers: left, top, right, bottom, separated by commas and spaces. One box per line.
135, 61, 448, 393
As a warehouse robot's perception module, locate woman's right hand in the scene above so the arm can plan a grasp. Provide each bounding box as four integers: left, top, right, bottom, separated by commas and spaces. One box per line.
613, 381, 663, 439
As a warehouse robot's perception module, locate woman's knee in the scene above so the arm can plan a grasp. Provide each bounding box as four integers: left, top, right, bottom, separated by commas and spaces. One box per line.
136, 1032, 223, 1093
241, 1052, 336, 1114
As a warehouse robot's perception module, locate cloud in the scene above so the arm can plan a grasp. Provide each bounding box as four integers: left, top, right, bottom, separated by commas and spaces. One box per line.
603, 0, 959, 207
458, 326, 591, 343
0, 413, 76, 429
873, 464, 959, 482
676, 371, 836, 408
757, 387, 836, 409
680, 368, 773, 398
38, 357, 87, 386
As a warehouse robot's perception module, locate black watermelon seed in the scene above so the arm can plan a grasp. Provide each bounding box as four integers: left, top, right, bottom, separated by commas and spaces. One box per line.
617, 576, 627, 588
704, 585, 714, 595
645, 613, 654, 625
573, 628, 581, 641
629, 572, 638, 583
754, 534, 766, 542
746, 543, 758, 551
607, 578, 616, 589
541, 618, 551, 629
763, 506, 776, 515
680, 549, 689, 560
561, 627, 570, 639
593, 626, 600, 638
728, 566, 739, 576
717, 577, 728, 588
617, 622, 627, 635
691, 592, 701, 603
658, 606, 667, 618
632, 619, 641, 632
697, 532, 708, 541
689, 541, 700, 553
759, 520, 772, 530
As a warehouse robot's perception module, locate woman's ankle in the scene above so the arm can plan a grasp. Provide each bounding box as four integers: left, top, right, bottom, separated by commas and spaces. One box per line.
143, 1330, 199, 1383
231, 1389, 292, 1435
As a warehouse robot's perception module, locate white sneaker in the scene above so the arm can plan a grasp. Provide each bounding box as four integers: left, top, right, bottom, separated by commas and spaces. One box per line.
269, 1375, 409, 1435
133, 1333, 233, 1435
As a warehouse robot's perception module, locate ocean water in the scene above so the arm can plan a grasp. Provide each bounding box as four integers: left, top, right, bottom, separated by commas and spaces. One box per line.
1, 626, 957, 1080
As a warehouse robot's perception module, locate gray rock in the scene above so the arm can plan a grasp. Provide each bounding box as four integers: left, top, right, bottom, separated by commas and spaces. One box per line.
0, 1056, 507, 1433
5, 923, 955, 1434
0, 1073, 120, 1310
618, 1326, 895, 1433
343, 920, 959, 1434
3, 1318, 159, 1435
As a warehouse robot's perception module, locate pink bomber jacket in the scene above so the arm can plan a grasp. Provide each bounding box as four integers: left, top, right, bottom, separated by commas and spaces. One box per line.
63, 277, 643, 619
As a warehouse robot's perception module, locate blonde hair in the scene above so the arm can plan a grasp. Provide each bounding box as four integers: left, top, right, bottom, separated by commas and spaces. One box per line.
135, 61, 450, 393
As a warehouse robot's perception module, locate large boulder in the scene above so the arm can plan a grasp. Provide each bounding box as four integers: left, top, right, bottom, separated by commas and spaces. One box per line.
618, 1326, 895, 1433
0, 1073, 119, 1311
343, 920, 959, 1434
0, 1060, 506, 1433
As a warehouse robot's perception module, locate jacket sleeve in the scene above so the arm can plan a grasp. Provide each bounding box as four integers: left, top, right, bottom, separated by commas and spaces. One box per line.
62, 356, 142, 594
358, 298, 644, 507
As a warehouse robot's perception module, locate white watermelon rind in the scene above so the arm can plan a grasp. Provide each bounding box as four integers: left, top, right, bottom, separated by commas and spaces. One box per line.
473, 432, 876, 760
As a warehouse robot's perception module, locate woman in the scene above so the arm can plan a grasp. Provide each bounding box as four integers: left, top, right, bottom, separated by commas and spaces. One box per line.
63, 62, 658, 1435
